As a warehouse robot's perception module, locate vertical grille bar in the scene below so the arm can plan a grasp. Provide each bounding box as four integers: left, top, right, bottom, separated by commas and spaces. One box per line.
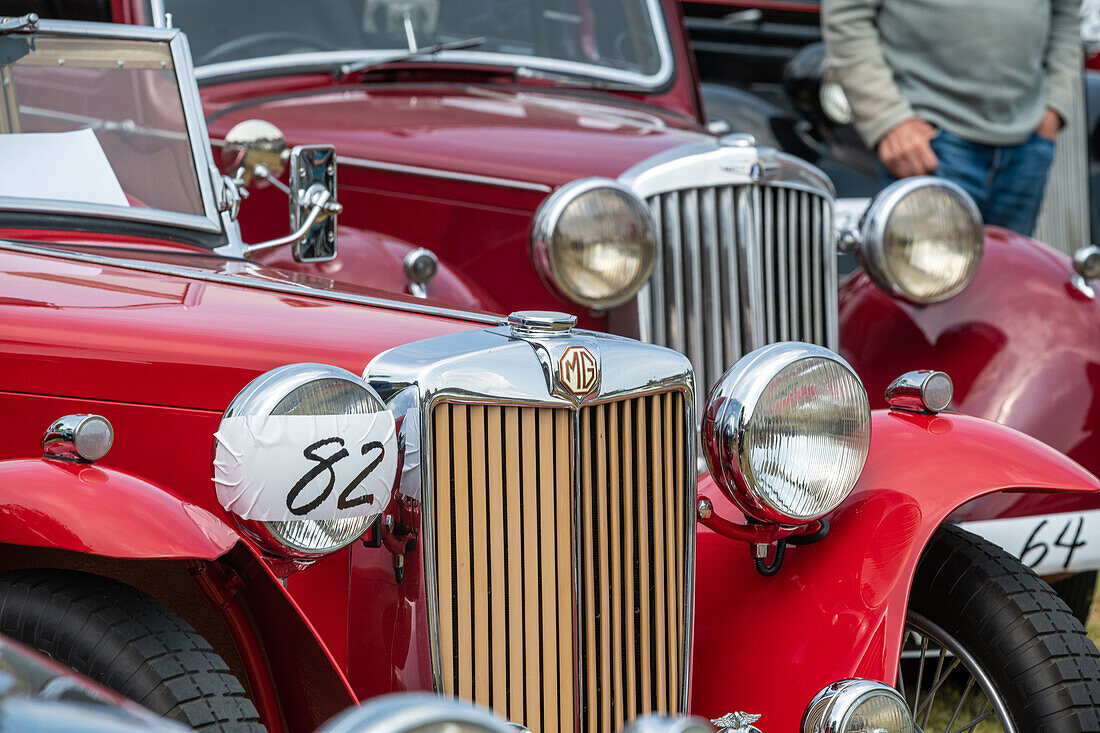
452, 405, 474, 701
505, 408, 525, 721
718, 186, 741, 368
663, 193, 685, 349
700, 187, 723, 390
523, 411, 544, 729
762, 188, 777, 344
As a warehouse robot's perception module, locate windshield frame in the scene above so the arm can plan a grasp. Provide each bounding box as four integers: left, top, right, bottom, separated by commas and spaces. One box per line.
1, 20, 230, 244
149, 0, 676, 90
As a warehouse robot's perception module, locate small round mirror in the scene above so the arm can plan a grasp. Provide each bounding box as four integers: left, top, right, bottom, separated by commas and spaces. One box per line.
222, 119, 287, 187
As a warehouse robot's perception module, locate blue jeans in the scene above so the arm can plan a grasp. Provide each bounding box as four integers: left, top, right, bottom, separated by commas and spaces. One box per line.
880, 129, 1056, 236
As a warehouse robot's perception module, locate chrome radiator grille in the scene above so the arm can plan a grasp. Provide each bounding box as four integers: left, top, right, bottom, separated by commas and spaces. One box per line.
638, 184, 836, 404
429, 394, 689, 733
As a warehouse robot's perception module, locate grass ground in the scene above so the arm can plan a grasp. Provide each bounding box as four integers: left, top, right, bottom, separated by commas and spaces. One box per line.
1088, 578, 1100, 643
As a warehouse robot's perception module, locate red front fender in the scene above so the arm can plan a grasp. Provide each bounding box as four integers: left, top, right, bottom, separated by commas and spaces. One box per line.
690, 409, 1099, 731
0, 458, 237, 558
0, 458, 357, 731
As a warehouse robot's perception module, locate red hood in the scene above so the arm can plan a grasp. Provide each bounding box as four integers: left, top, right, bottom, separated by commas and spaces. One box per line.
0, 242, 487, 412
203, 80, 712, 189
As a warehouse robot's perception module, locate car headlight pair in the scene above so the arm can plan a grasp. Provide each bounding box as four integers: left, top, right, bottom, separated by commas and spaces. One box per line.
217, 364, 389, 558
704, 342, 871, 524
851, 177, 984, 304
531, 178, 657, 310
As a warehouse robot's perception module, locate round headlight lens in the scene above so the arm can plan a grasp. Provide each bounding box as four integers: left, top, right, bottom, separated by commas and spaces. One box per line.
703, 342, 871, 524
532, 179, 657, 310
220, 365, 387, 558
861, 178, 983, 304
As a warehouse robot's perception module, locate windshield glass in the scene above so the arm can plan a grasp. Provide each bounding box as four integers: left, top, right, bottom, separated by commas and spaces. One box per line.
156, 0, 669, 84
0, 33, 209, 225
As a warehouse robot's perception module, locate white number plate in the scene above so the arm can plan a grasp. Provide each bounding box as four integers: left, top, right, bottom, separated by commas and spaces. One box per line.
958, 510, 1100, 576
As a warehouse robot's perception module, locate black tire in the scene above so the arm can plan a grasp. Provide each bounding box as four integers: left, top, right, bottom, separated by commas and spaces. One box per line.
1050, 571, 1097, 626
905, 524, 1100, 732
0, 569, 264, 732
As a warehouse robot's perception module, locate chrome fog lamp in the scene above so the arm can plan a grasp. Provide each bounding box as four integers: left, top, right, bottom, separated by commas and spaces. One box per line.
855, 177, 983, 304
531, 178, 657, 310
219, 363, 387, 558
702, 342, 871, 525
802, 680, 912, 733
317, 693, 517, 733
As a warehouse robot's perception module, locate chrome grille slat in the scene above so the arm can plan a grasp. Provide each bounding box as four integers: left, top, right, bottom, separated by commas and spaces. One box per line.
431, 395, 689, 733
638, 183, 835, 414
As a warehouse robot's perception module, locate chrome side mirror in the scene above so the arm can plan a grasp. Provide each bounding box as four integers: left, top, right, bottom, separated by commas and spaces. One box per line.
221, 118, 343, 263
222, 119, 287, 187
289, 145, 339, 262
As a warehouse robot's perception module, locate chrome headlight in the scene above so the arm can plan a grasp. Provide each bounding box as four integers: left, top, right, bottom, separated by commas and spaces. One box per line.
702, 342, 871, 525
531, 178, 657, 310
803, 680, 912, 733
217, 363, 388, 558
317, 693, 516, 733
858, 177, 983, 304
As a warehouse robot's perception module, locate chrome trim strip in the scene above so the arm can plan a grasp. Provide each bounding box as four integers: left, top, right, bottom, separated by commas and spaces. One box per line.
365, 327, 697, 721
337, 157, 552, 193
0, 239, 500, 325
187, 0, 676, 90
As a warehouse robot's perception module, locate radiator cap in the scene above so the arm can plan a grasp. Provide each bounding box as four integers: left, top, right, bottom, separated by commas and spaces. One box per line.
507, 310, 576, 336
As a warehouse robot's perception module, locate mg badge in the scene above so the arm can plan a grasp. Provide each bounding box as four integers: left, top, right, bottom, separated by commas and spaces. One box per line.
558, 345, 598, 396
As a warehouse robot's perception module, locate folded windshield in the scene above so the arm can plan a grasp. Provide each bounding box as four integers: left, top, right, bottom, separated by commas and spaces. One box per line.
154, 0, 669, 84
0, 33, 208, 224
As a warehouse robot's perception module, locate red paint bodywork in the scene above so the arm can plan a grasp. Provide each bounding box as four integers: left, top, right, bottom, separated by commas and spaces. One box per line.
694, 409, 1100, 732
840, 227, 1100, 522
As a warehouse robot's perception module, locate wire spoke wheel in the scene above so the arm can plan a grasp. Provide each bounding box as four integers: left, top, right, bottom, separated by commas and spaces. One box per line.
902, 525, 1100, 733
899, 612, 1013, 733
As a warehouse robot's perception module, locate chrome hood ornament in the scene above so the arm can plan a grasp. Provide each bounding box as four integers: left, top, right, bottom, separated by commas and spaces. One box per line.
712, 712, 763, 733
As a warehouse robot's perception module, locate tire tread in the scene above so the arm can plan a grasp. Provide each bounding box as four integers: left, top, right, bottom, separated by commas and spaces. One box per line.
0, 569, 264, 732
912, 525, 1100, 732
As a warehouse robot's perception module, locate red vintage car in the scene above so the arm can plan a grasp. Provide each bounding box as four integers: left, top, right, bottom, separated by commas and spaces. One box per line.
82, 0, 1100, 626
3, 11, 1100, 733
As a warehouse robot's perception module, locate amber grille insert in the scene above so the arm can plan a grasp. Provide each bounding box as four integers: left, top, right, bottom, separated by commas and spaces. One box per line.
429, 394, 689, 733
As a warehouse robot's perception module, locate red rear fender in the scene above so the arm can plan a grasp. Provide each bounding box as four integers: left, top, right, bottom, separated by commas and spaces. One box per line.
691, 409, 1099, 730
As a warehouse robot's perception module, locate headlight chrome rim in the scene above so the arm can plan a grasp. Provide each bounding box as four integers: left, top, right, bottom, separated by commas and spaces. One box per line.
531, 177, 657, 310
802, 679, 913, 733
317, 692, 519, 733
859, 176, 983, 305
221, 363, 387, 559
702, 342, 871, 525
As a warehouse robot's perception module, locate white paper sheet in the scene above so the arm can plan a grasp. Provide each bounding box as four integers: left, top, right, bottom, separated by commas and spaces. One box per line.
213, 412, 398, 522
0, 129, 128, 207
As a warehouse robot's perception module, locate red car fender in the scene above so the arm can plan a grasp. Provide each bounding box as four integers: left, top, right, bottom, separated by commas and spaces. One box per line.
0, 458, 237, 558
0, 458, 357, 731
839, 228, 1100, 522
691, 409, 1100, 731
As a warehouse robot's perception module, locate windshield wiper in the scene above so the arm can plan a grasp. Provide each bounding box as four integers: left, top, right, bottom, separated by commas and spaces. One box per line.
513, 65, 650, 93
338, 36, 487, 79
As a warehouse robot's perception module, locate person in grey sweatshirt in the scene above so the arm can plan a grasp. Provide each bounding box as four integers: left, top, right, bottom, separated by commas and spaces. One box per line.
822, 0, 1082, 236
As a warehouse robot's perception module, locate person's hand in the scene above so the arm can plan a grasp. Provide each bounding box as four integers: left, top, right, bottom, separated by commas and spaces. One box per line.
878, 118, 938, 178
1036, 108, 1062, 141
